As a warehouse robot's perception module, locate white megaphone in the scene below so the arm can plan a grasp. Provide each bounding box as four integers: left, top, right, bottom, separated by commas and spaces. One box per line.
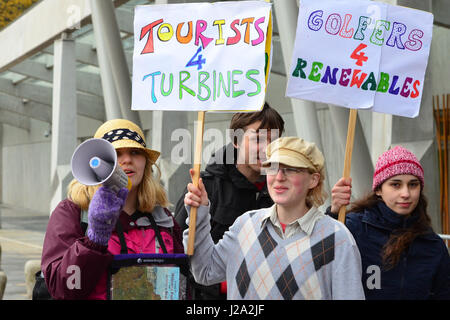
71, 138, 132, 193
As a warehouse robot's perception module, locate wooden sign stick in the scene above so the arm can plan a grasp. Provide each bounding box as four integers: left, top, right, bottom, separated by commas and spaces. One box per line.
187, 111, 206, 256
433, 96, 444, 231
338, 109, 358, 223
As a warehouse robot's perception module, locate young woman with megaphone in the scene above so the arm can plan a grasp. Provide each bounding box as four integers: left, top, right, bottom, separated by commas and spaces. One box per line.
40, 119, 184, 300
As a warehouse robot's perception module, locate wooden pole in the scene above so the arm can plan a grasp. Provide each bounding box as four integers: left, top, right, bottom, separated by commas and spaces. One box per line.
338, 108, 358, 223
444, 95, 449, 235
187, 111, 206, 256
442, 95, 448, 232
433, 96, 444, 233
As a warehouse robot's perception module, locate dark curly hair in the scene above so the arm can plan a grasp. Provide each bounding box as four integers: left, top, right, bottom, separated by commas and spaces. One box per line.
349, 189, 431, 270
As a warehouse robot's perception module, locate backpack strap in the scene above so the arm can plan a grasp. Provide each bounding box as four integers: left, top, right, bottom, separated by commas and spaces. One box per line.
80, 210, 89, 235
163, 208, 174, 236
82, 208, 170, 254
115, 220, 128, 254
148, 214, 168, 254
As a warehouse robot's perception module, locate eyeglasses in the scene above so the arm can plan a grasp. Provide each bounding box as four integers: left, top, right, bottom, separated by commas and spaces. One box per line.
264, 167, 309, 176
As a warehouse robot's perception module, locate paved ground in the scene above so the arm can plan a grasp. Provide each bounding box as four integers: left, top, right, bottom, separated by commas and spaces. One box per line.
1, 203, 447, 301
0, 204, 48, 300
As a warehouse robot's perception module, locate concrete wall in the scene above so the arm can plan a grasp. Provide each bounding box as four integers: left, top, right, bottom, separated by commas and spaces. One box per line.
1, 115, 102, 214
431, 26, 450, 96
2, 120, 51, 213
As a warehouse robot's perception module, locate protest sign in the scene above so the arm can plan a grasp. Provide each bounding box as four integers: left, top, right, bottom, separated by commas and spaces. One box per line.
286, 0, 433, 222
286, 0, 433, 118
132, 1, 273, 254
132, 1, 272, 112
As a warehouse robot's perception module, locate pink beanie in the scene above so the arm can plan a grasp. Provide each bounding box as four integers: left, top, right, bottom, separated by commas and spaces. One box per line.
372, 146, 424, 191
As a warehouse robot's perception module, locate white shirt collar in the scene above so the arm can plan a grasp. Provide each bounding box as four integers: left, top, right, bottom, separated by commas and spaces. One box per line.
261, 204, 324, 236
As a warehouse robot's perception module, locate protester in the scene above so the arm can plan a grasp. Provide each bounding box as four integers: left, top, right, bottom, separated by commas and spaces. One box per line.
328, 146, 450, 299
183, 137, 365, 300
174, 102, 285, 299
41, 119, 184, 299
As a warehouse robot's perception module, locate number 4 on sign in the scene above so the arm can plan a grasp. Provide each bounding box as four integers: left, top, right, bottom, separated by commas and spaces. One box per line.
186, 47, 206, 70
350, 43, 368, 67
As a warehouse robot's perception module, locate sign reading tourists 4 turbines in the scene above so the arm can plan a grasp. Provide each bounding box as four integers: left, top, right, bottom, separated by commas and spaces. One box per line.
132, 1, 272, 112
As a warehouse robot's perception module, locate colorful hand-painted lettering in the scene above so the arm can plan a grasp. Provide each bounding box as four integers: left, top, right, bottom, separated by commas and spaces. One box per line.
307, 10, 425, 52
132, 2, 271, 112
139, 17, 267, 55
286, 0, 433, 118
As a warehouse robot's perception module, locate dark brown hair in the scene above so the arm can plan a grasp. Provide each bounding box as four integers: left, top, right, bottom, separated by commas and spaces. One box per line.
349, 190, 431, 270
229, 102, 285, 144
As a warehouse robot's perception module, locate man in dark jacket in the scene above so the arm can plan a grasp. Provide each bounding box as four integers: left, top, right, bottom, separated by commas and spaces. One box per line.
174, 102, 285, 299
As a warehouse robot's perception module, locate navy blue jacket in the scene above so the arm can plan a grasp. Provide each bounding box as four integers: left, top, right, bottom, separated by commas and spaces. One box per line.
334, 201, 450, 300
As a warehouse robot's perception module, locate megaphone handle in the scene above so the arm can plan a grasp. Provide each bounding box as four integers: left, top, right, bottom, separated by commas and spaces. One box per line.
103, 183, 120, 194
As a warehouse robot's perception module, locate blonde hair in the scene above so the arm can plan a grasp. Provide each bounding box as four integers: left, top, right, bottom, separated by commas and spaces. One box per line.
67, 155, 169, 212
305, 169, 327, 208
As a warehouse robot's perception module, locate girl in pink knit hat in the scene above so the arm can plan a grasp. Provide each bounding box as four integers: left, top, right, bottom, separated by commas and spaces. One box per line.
328, 146, 449, 300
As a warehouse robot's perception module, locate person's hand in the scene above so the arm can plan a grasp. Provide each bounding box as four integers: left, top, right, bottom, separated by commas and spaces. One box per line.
184, 169, 209, 208
87, 186, 128, 246
331, 177, 352, 214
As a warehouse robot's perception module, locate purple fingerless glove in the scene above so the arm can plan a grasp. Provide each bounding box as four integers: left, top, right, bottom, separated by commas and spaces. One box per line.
87, 186, 129, 246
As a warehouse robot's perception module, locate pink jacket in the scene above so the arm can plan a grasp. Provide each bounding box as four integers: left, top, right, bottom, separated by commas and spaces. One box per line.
41, 199, 184, 300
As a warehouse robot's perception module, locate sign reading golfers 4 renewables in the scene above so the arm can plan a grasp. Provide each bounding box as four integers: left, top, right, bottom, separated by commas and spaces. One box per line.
286, 0, 433, 118
132, 1, 272, 112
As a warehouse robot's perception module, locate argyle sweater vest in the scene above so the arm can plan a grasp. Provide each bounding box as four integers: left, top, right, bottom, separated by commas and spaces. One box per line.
185, 206, 365, 300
